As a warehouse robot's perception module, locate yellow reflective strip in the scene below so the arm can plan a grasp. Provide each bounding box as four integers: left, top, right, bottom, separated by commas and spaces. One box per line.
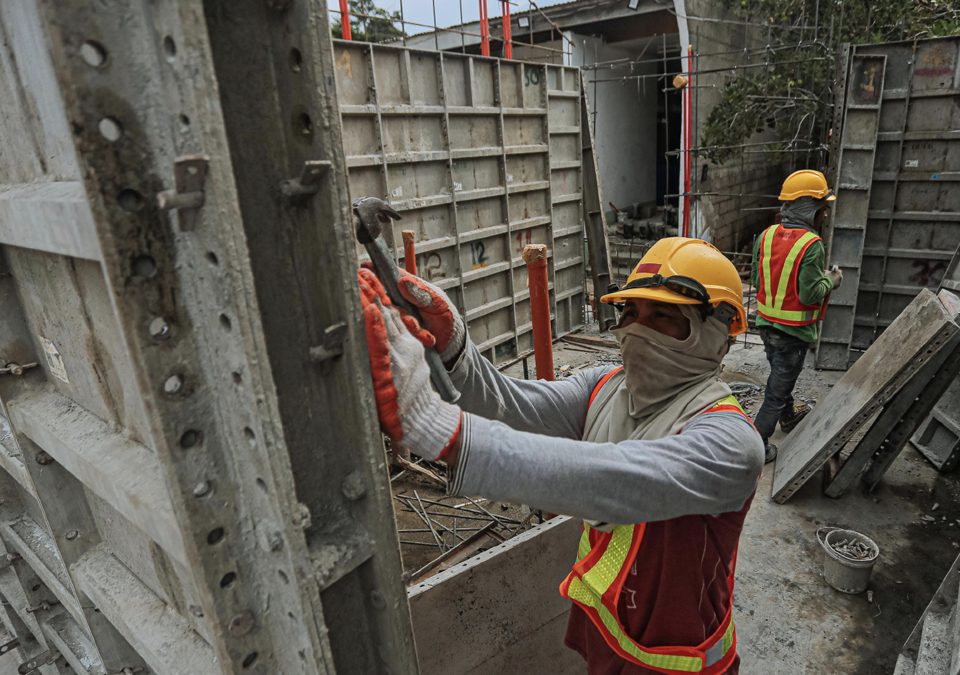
577, 526, 591, 560
581, 525, 633, 594
756, 301, 819, 321
565, 578, 704, 672
715, 394, 742, 410
760, 227, 775, 307
772, 231, 818, 309
722, 621, 735, 653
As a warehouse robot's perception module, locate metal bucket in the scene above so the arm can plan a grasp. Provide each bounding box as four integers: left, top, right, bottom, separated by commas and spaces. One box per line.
817, 527, 879, 594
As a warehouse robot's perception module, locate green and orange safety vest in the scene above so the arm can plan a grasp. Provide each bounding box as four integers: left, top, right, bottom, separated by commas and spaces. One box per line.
559, 367, 751, 674
756, 224, 824, 326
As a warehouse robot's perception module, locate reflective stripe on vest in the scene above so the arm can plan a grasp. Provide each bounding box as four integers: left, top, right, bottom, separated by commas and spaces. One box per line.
757, 224, 822, 326
559, 379, 748, 673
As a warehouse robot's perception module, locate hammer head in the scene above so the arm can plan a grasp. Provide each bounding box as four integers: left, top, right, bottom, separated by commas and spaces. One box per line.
353, 196, 402, 244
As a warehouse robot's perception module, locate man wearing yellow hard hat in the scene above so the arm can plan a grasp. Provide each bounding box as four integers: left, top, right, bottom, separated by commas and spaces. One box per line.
358, 237, 763, 673
752, 170, 842, 463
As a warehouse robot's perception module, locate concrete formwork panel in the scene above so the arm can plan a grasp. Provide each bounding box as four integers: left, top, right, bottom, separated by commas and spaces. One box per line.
819, 36, 960, 369
0, 2, 417, 674
334, 43, 586, 366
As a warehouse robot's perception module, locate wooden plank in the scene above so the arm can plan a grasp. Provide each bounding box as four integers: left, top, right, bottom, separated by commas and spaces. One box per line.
823, 334, 960, 498
773, 289, 959, 502
408, 516, 581, 675
0, 183, 99, 261
72, 545, 217, 675
7, 388, 186, 568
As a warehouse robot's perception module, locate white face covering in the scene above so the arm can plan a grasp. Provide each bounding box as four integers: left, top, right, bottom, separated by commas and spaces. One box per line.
611, 305, 729, 420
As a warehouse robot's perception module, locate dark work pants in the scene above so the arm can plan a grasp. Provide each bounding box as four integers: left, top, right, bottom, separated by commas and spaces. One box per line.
754, 327, 810, 444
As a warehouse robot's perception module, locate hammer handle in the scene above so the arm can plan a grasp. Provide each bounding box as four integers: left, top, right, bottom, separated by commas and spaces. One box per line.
367, 239, 461, 403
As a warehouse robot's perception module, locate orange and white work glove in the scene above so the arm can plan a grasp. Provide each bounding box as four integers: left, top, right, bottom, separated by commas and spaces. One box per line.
362, 263, 466, 367
358, 269, 463, 461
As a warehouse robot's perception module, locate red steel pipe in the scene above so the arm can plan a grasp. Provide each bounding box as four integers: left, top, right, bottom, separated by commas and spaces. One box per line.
479, 0, 490, 57
501, 1, 512, 59
339, 0, 352, 40
401, 230, 417, 276
523, 244, 554, 381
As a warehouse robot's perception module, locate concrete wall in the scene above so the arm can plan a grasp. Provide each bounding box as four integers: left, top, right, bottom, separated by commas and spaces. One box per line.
571, 34, 660, 212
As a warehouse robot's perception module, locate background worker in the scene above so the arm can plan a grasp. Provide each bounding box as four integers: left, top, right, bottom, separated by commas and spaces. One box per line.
359, 238, 764, 674
751, 169, 842, 463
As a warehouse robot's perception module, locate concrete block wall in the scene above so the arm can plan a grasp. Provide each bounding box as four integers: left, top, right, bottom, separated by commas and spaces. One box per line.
681, 0, 790, 252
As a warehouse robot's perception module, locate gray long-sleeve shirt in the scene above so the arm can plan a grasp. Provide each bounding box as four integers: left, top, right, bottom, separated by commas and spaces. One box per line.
447, 342, 764, 524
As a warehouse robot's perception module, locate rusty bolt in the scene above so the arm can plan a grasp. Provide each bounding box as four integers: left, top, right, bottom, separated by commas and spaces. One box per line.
65, 530, 79, 541
35, 451, 54, 466
229, 610, 256, 636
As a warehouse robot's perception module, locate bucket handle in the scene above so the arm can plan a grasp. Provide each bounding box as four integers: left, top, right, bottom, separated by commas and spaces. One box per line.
816, 526, 838, 548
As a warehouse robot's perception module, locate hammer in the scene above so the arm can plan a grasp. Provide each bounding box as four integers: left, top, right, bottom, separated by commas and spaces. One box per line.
353, 196, 460, 403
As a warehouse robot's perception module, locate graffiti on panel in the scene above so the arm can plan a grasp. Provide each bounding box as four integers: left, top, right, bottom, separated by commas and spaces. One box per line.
424, 253, 446, 281
470, 241, 489, 270
910, 259, 947, 288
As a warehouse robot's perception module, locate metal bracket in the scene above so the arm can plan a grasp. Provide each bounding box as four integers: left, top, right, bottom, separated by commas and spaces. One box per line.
0, 362, 37, 377
0, 637, 18, 656
25, 600, 59, 613
157, 155, 209, 230
308, 322, 347, 368
0, 552, 20, 571
280, 160, 331, 203
17, 649, 59, 674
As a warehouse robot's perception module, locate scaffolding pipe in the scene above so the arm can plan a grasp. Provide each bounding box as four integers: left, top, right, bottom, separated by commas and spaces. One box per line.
523, 244, 554, 381
402, 230, 417, 276
339, 0, 352, 40
682, 46, 692, 238
502, 1, 513, 59
479, 0, 490, 56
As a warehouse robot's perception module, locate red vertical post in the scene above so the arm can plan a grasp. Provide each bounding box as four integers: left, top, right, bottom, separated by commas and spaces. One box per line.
683, 45, 693, 238
339, 0, 352, 40
523, 244, 554, 381
479, 0, 490, 57
401, 230, 417, 276
501, 1, 513, 59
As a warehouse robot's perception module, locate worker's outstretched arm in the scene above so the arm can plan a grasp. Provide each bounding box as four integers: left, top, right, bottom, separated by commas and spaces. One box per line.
796, 240, 834, 305
449, 410, 763, 523
364, 266, 606, 439
447, 339, 608, 439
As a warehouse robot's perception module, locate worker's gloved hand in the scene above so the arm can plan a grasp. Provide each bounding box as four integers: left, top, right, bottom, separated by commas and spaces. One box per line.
395, 271, 465, 367
825, 266, 843, 289
358, 269, 462, 461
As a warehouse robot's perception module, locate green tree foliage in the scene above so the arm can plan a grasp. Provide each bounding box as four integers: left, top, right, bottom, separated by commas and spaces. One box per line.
701, 0, 960, 163
331, 0, 406, 42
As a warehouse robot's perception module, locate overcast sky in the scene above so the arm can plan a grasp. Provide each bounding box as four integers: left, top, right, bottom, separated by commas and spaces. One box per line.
326, 0, 572, 35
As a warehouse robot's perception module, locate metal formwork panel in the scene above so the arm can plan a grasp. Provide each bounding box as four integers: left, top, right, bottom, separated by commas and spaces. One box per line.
819, 36, 960, 370
0, 3, 415, 675
816, 52, 887, 370
334, 43, 585, 365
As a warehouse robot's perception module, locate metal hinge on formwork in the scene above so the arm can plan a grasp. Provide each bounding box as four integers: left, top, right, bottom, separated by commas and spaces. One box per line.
157, 155, 209, 231
307, 322, 347, 368
17, 648, 60, 674
280, 160, 331, 204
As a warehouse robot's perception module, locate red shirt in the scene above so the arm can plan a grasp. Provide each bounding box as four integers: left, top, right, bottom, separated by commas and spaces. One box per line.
563, 498, 753, 674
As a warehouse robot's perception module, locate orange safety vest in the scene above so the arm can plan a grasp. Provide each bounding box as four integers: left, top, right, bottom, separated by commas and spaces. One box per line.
559, 367, 751, 674
756, 224, 823, 326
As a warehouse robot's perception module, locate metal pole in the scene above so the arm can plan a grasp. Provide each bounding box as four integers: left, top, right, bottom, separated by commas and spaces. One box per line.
479, 0, 490, 56
432, 0, 440, 51
523, 245, 554, 380
402, 230, 417, 275
399, 0, 406, 45
502, 0, 513, 59
339, 0, 352, 40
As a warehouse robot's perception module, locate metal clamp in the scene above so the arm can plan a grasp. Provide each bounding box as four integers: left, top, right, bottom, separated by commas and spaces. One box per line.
308, 322, 347, 367
280, 160, 331, 203
17, 648, 59, 674
0, 362, 37, 377
0, 637, 18, 656
25, 600, 59, 613
157, 155, 209, 230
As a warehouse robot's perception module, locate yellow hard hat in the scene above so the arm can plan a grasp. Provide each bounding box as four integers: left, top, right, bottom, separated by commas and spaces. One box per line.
601, 237, 747, 336
778, 169, 836, 202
